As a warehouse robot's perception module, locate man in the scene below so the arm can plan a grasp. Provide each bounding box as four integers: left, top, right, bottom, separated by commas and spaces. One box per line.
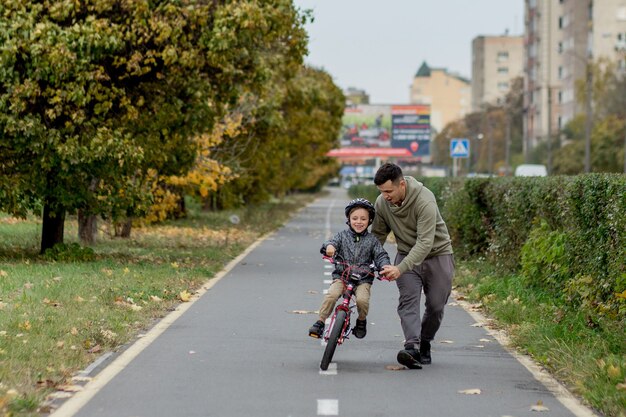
372, 163, 454, 369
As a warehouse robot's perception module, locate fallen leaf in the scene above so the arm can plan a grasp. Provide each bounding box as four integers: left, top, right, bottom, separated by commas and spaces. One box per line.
616, 382, 626, 391
0, 270, 7, 277
46, 392, 72, 400
607, 365, 621, 379
88, 344, 101, 353
74, 296, 85, 303
530, 400, 549, 411
179, 290, 191, 302
385, 365, 406, 371
149, 295, 162, 302
458, 388, 481, 395
70, 327, 79, 336
57, 385, 84, 393
24, 282, 34, 289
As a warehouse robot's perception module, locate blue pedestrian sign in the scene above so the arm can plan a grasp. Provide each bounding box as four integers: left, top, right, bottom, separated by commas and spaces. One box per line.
450, 138, 470, 158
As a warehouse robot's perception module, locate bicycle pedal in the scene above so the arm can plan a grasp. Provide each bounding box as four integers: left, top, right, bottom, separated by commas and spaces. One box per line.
309, 332, 321, 339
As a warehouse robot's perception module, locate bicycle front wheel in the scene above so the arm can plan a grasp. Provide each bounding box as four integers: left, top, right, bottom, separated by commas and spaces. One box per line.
320, 310, 347, 370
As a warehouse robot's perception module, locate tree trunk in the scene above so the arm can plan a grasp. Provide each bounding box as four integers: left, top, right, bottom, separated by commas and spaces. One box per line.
41, 201, 66, 254
78, 210, 98, 245
114, 218, 133, 238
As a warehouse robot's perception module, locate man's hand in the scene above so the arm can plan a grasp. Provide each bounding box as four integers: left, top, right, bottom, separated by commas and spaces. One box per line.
325, 245, 336, 257
381, 265, 401, 281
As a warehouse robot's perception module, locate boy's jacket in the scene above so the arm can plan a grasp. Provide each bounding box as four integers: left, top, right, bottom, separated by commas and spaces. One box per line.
321, 229, 391, 284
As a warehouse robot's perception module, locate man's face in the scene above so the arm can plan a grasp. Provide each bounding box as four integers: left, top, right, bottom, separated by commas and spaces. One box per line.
376, 179, 406, 206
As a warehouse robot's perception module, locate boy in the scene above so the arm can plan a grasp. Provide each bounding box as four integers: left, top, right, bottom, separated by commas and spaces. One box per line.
309, 198, 391, 339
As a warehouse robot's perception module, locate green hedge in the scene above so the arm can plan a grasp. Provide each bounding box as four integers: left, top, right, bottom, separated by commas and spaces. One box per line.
350, 174, 626, 320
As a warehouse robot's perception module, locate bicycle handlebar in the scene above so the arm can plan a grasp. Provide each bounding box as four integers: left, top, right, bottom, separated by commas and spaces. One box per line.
322, 256, 390, 281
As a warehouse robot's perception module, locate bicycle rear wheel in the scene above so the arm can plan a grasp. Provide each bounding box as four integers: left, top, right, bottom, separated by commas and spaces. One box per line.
320, 310, 346, 370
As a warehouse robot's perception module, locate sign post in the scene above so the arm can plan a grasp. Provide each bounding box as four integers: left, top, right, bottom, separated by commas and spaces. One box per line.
450, 138, 470, 177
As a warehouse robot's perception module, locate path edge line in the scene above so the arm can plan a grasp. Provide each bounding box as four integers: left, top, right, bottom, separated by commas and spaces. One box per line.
50, 234, 269, 417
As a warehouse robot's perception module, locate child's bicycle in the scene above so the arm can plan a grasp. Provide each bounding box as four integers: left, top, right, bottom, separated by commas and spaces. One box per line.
318, 255, 387, 371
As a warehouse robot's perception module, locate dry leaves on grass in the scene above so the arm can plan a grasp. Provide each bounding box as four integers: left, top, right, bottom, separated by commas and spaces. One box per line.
179, 290, 192, 302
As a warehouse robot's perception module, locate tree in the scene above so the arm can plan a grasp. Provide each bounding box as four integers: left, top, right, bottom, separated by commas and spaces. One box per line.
0, 0, 309, 252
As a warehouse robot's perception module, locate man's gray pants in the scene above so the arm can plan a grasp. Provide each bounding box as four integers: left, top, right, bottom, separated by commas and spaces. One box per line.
395, 253, 454, 349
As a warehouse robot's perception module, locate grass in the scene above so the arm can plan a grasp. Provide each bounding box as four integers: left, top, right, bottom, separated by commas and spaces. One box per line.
454, 259, 626, 417
0, 193, 317, 416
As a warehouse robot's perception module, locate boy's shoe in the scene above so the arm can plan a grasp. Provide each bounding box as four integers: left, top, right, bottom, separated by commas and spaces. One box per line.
397, 344, 422, 369
353, 319, 367, 339
419, 340, 432, 364
308, 320, 324, 338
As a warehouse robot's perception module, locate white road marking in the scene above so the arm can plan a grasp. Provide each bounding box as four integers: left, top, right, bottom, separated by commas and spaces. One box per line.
322, 289, 328, 294
324, 271, 332, 276
319, 363, 337, 375
317, 399, 339, 415
324, 200, 336, 239
323, 279, 332, 284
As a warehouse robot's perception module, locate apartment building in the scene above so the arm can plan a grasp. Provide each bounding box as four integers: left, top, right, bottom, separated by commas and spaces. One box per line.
471, 35, 525, 112
524, 0, 626, 156
409, 61, 471, 134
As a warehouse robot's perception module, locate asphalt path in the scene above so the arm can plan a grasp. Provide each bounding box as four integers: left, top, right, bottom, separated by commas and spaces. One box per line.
52, 187, 597, 417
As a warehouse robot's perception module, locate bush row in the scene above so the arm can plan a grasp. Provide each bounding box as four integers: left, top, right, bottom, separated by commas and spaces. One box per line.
349, 174, 626, 320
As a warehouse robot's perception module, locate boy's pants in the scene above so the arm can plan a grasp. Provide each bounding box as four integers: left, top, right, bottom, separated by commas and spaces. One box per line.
395, 253, 454, 349
319, 280, 372, 321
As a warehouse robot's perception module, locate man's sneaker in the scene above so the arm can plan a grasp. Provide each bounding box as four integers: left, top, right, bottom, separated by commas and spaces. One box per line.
420, 340, 432, 365
308, 320, 324, 338
353, 319, 367, 339
397, 345, 422, 369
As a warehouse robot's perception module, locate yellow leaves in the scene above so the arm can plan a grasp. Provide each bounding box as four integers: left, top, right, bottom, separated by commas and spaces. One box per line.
18, 320, 31, 331
0, 270, 7, 277
170, 262, 179, 269
615, 289, 626, 300
178, 290, 191, 302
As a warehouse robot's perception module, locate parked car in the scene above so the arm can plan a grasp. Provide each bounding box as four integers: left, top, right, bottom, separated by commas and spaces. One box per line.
514, 164, 547, 177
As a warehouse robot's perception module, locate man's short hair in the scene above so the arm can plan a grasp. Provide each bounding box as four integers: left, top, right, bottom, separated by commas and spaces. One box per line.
374, 163, 403, 186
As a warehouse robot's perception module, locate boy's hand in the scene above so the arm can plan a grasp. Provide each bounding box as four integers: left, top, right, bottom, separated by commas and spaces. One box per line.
381, 265, 401, 281
325, 245, 336, 257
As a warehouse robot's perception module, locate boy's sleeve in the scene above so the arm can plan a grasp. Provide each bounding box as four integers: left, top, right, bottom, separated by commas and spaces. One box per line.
372, 239, 391, 269
320, 232, 342, 255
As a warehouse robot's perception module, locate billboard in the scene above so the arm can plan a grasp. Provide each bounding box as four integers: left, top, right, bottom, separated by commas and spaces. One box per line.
340, 104, 431, 160
391, 105, 431, 158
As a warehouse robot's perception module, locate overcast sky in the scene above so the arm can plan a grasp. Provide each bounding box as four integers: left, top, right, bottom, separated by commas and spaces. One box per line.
292, 0, 525, 104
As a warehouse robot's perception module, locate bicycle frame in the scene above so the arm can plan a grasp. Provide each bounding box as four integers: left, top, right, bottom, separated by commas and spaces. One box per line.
322, 277, 357, 345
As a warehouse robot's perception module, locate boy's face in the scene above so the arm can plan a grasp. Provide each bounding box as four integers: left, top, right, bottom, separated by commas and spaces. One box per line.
349, 207, 370, 234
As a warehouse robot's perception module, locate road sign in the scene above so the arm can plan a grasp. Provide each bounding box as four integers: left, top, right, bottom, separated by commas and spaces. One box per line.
450, 138, 470, 158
